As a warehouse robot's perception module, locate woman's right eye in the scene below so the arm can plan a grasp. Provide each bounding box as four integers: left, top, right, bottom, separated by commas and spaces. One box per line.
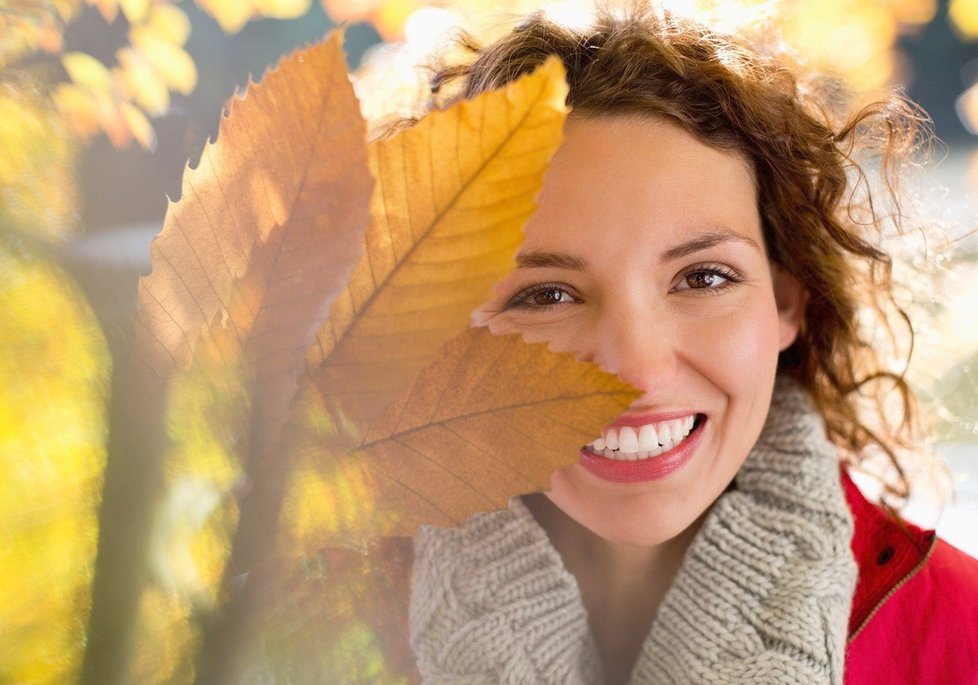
505, 284, 579, 310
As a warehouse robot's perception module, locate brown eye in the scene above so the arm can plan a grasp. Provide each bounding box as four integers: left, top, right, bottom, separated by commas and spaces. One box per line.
684, 271, 723, 289
673, 264, 742, 293
529, 288, 569, 306
504, 283, 579, 310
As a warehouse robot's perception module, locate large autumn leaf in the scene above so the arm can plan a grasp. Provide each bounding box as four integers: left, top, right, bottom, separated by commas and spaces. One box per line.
329, 327, 640, 540
134, 30, 369, 391
195, 59, 568, 681
305, 56, 569, 440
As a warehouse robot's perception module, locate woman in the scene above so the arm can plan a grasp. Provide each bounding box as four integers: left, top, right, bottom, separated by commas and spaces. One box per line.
406, 7, 978, 684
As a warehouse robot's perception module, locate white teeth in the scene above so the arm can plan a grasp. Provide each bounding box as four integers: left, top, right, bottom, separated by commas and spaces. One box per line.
673, 419, 685, 437
637, 424, 659, 451
589, 414, 700, 461
618, 426, 639, 452
658, 422, 672, 444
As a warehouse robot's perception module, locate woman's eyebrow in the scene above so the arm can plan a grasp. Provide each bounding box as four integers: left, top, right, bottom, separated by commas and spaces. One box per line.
514, 251, 588, 270
661, 228, 761, 262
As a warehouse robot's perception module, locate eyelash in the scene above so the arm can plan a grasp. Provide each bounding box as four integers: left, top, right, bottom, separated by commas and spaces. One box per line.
504, 281, 577, 310
674, 264, 743, 294
504, 264, 743, 310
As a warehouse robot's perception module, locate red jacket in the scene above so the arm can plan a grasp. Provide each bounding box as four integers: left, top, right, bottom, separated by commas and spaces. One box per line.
843, 468, 978, 684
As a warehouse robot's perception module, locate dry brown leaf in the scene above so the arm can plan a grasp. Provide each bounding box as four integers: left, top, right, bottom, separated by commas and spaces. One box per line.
134, 31, 368, 390
341, 327, 639, 539
306, 57, 568, 441
86, 31, 371, 683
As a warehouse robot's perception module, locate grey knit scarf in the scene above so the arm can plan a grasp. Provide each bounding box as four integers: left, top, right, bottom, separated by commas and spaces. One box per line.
409, 377, 858, 684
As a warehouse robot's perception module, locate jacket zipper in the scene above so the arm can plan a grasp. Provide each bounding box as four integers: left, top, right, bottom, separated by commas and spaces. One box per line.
846, 535, 938, 645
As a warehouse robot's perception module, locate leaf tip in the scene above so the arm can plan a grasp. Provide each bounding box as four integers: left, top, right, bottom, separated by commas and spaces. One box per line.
537, 56, 570, 110
257, 28, 352, 95
513, 56, 568, 120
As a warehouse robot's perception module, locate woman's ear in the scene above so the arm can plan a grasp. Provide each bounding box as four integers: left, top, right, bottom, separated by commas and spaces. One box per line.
771, 263, 807, 351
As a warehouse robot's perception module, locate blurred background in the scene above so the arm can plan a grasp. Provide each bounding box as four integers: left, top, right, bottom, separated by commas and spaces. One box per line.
1, 0, 976, 682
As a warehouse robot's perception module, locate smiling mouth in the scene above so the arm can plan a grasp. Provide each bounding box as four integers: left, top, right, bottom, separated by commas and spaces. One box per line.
585, 414, 706, 461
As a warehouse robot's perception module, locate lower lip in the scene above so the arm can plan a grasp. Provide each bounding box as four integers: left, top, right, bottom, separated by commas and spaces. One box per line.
578, 418, 705, 483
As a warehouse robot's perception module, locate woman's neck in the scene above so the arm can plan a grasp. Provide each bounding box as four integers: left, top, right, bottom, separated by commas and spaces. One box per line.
521, 493, 708, 685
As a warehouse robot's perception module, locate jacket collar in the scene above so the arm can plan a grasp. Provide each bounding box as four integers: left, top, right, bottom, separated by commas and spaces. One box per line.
842, 466, 937, 641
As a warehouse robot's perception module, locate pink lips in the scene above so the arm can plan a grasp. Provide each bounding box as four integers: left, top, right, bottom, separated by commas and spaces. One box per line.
578, 414, 705, 483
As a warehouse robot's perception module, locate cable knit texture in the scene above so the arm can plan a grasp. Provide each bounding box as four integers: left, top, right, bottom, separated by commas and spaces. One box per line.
409, 377, 858, 684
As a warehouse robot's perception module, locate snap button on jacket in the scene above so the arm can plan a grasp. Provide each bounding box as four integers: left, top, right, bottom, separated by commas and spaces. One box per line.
843, 468, 978, 684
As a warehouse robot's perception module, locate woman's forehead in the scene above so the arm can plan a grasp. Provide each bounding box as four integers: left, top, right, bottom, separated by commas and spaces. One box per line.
525, 116, 762, 252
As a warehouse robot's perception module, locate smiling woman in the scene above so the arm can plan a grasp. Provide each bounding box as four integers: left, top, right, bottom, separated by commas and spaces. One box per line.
404, 6, 978, 685
473, 117, 803, 554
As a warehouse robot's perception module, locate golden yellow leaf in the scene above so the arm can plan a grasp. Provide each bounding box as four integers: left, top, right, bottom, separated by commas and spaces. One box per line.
146, 3, 191, 45
130, 26, 198, 94
51, 82, 102, 138
62, 51, 113, 93
950, 0, 978, 38
277, 329, 636, 673
117, 47, 170, 116
254, 0, 312, 19
100, 98, 138, 148
307, 57, 568, 439
195, 0, 255, 34
337, 328, 639, 539
119, 0, 150, 23
119, 99, 156, 150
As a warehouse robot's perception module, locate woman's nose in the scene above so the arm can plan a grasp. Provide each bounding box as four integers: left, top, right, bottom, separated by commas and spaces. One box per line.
588, 303, 679, 393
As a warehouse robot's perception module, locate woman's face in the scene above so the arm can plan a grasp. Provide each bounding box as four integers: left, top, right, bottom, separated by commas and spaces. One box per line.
474, 116, 806, 547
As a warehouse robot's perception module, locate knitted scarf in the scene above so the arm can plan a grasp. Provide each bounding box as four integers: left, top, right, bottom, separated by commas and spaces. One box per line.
409, 377, 858, 684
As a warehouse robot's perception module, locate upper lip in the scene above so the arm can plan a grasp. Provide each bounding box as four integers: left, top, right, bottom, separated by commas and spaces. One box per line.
606, 409, 702, 429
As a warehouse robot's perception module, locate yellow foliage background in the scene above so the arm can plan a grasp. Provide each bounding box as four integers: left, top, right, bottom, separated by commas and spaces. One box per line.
1, 0, 976, 682
0, 254, 107, 683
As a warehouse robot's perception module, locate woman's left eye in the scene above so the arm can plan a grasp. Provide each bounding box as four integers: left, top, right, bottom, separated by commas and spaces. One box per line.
504, 283, 579, 310
673, 265, 742, 292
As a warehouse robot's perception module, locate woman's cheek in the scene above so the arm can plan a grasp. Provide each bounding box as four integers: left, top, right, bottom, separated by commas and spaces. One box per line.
684, 300, 782, 383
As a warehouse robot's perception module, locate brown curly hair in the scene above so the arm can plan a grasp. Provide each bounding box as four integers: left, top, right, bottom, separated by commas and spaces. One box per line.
424, 6, 931, 502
